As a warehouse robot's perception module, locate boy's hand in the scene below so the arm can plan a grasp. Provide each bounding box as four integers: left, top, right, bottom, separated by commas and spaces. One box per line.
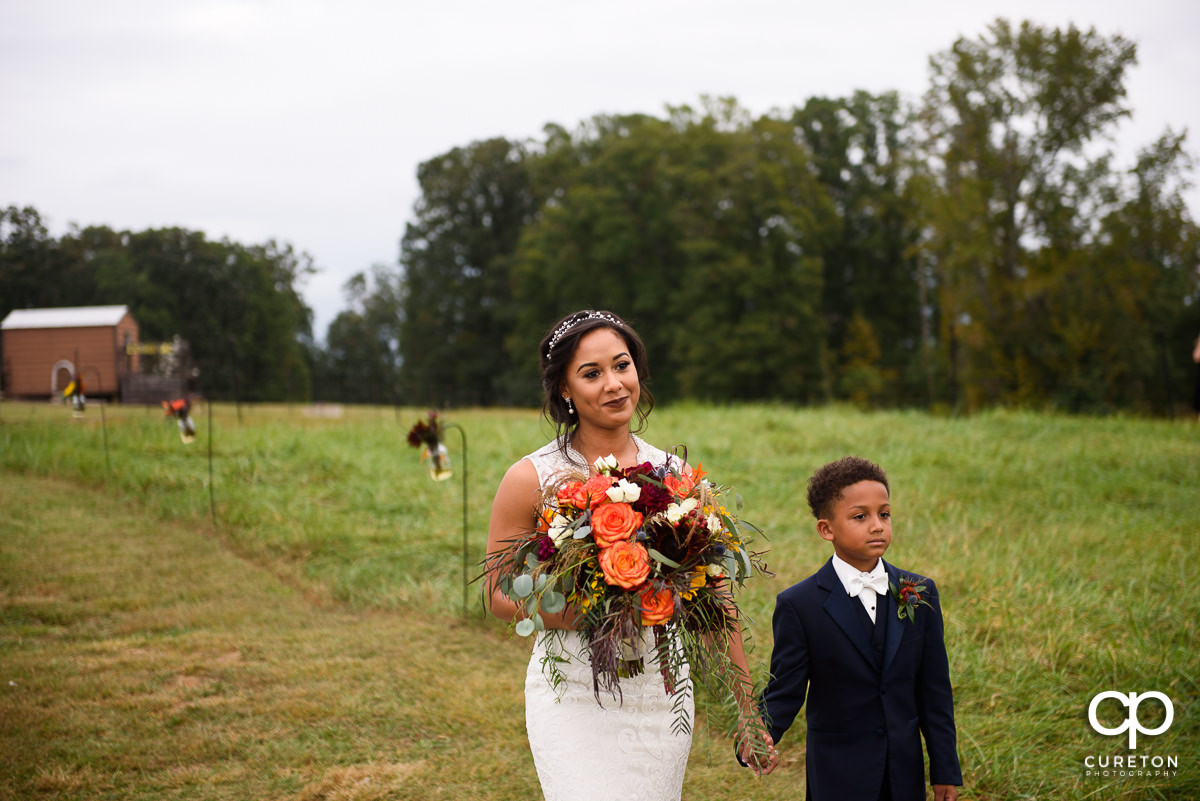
933, 785, 958, 801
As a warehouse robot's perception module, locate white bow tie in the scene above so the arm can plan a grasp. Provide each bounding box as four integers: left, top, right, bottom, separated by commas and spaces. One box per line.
848, 572, 888, 598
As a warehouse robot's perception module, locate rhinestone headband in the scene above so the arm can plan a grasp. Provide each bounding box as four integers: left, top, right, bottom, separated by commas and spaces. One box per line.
545, 311, 621, 360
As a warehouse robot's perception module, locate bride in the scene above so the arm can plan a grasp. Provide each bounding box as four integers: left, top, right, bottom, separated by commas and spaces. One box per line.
485, 310, 776, 800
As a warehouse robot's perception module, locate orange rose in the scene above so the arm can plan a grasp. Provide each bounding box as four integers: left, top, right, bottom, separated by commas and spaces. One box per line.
598, 540, 650, 589
664, 463, 707, 499
591, 502, 643, 548
581, 474, 616, 508
639, 586, 675, 626
555, 480, 586, 510
663, 473, 694, 499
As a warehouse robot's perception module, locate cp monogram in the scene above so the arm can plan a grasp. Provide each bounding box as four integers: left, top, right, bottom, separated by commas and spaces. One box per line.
1088, 691, 1174, 749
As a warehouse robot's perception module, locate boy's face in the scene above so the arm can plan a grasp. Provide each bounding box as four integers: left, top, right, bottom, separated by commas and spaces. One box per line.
817, 479, 891, 572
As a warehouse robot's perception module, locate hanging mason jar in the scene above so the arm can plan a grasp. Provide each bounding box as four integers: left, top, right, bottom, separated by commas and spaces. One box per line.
425, 442, 452, 481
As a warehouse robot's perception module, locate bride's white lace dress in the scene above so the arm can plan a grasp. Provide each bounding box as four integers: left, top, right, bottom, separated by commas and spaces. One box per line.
523, 436, 693, 801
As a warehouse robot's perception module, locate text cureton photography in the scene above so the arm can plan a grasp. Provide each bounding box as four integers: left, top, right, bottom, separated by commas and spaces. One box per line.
1083, 691, 1182, 781
1083, 754, 1179, 779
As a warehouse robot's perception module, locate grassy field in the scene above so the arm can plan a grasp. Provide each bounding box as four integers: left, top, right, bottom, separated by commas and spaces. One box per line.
1, 401, 1196, 799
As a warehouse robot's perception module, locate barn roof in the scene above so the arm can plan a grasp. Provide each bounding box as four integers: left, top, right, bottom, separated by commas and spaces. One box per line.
1, 305, 131, 330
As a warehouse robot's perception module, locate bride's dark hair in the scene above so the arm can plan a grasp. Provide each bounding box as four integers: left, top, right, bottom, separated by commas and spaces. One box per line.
538, 310, 654, 447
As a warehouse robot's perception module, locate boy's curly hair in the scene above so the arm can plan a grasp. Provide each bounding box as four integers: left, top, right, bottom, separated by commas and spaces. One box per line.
806, 456, 889, 519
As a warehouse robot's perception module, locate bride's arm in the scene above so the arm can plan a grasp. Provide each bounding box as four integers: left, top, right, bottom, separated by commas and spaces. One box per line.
485, 459, 580, 628
717, 586, 779, 775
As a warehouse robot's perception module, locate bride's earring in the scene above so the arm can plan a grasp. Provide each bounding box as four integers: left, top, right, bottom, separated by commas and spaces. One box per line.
564, 396, 574, 415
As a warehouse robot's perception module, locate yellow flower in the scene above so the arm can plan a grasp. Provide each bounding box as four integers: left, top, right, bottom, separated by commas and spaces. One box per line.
574, 571, 605, 611
680, 567, 708, 600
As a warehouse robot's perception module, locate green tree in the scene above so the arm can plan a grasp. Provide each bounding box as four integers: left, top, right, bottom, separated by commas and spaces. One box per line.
508, 99, 838, 403
320, 266, 404, 404
398, 137, 536, 407
0, 206, 60, 316
916, 18, 1152, 409
836, 312, 894, 408
792, 91, 927, 405
506, 113, 684, 401
1070, 132, 1200, 413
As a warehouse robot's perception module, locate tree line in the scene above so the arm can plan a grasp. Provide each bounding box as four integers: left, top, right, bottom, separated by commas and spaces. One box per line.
3, 19, 1198, 414
389, 19, 1199, 414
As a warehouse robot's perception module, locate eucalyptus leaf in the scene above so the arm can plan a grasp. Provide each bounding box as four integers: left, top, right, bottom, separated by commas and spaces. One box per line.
573, 525, 592, 540
541, 591, 566, 614
512, 573, 534, 598
515, 618, 535, 637
525, 553, 540, 570
737, 546, 752, 578
648, 549, 682, 569
533, 613, 545, 632
536, 573, 549, 592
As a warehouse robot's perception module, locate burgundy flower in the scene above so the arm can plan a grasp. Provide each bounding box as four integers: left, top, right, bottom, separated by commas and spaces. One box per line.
633, 483, 673, 518
536, 534, 557, 561
406, 421, 430, 448
407, 410, 442, 449
646, 512, 709, 566
622, 462, 655, 481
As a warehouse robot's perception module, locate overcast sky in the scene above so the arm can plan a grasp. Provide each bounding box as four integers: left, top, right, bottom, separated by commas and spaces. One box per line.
3, 0, 1197, 340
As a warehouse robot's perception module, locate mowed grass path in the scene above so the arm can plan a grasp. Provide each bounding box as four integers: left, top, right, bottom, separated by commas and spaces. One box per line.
2, 403, 1198, 799
0, 472, 793, 801
0, 471, 524, 800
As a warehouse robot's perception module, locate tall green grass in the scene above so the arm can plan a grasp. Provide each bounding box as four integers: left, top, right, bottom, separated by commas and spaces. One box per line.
2, 400, 1197, 799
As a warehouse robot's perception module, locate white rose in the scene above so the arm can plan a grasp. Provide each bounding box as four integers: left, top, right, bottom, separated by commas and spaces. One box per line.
665, 497, 698, 523
548, 513, 572, 546
593, 454, 619, 473
606, 478, 642, 504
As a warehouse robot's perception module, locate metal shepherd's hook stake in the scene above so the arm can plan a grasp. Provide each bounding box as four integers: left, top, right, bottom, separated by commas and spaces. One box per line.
440, 422, 469, 616
407, 411, 470, 616
208, 399, 217, 526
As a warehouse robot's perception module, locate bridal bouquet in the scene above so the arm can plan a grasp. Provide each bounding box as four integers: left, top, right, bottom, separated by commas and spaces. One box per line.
486, 450, 768, 725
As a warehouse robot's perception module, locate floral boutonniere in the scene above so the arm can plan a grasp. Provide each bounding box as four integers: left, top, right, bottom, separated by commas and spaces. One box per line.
890, 577, 930, 623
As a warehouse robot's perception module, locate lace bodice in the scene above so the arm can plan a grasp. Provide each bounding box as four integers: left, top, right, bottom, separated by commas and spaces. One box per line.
524, 434, 679, 489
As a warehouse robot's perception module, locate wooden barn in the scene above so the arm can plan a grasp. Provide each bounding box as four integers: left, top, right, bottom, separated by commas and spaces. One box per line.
1, 305, 140, 400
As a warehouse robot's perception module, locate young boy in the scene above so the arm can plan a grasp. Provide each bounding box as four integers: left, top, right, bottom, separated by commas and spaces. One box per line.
759, 456, 962, 801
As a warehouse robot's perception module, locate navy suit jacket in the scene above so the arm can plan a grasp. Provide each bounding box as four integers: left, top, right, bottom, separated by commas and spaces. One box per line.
761, 558, 962, 801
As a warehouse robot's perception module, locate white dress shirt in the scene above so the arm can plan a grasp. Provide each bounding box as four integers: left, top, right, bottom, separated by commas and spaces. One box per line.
831, 554, 888, 623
